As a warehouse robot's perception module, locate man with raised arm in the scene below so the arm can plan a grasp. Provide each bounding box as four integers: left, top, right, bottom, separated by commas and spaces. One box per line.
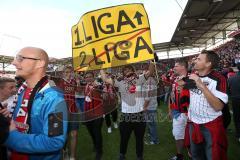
100, 61, 155, 160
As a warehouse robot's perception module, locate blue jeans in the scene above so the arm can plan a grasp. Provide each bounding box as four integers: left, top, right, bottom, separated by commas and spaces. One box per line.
76, 97, 85, 112
146, 110, 159, 143
189, 123, 212, 160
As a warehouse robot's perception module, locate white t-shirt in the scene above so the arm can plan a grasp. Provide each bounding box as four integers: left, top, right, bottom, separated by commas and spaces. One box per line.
114, 74, 147, 113
188, 71, 228, 124
144, 77, 158, 110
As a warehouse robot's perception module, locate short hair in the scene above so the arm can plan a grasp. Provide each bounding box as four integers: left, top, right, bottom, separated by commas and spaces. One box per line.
201, 50, 219, 69
175, 58, 188, 69
122, 65, 135, 74
0, 77, 15, 88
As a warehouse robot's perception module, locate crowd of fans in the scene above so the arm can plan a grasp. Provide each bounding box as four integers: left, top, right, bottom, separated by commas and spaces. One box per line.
214, 39, 240, 69
0, 39, 240, 160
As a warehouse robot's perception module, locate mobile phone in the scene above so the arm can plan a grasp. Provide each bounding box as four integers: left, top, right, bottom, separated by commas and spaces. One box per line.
182, 77, 197, 89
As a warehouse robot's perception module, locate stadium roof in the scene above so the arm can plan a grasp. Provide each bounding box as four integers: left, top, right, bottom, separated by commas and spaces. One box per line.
0, 55, 14, 64
2, 0, 240, 67
154, 0, 240, 52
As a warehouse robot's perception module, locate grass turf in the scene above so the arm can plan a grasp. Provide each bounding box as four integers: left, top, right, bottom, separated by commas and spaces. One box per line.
76, 102, 240, 160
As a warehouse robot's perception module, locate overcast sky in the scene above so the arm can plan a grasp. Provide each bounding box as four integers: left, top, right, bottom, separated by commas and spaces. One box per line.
0, 0, 188, 58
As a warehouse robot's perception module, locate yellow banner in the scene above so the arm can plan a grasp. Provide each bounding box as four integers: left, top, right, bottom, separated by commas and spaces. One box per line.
72, 3, 154, 71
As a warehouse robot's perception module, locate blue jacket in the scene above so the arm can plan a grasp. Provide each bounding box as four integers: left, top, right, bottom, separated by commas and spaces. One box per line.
5, 84, 68, 160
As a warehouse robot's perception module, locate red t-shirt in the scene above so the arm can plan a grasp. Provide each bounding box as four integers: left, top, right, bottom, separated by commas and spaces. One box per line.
84, 83, 103, 119
57, 78, 78, 113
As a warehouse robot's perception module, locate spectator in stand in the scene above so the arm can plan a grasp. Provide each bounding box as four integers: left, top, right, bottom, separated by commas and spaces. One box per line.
168, 59, 189, 160
3, 47, 68, 160
214, 39, 240, 68
227, 67, 236, 78
188, 50, 228, 160
56, 66, 79, 160
228, 63, 240, 143
234, 53, 240, 65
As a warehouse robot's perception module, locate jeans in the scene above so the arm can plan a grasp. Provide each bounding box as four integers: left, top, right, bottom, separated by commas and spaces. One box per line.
75, 97, 85, 112
146, 110, 159, 143
105, 108, 118, 127
189, 124, 212, 160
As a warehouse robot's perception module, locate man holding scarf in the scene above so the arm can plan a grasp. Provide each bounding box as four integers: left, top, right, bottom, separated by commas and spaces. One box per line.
3, 47, 68, 160
188, 50, 228, 160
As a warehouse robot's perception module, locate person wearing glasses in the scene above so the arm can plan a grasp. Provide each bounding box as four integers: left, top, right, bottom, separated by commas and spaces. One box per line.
3, 47, 68, 160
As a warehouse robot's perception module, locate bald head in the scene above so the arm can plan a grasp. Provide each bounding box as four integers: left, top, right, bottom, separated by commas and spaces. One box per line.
20, 47, 49, 68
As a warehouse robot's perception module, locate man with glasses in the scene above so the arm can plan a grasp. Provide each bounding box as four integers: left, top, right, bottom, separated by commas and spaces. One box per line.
3, 47, 68, 160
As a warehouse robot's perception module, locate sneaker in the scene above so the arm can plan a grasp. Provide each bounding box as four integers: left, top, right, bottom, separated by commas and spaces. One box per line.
169, 154, 183, 160
187, 148, 192, 158
113, 122, 118, 129
169, 156, 177, 160
107, 127, 112, 133
144, 140, 159, 145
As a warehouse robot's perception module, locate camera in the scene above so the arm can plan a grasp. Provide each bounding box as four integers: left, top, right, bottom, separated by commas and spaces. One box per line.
182, 77, 197, 89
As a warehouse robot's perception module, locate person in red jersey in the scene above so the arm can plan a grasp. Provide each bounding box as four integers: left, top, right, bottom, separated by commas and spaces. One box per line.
168, 59, 190, 160
84, 71, 104, 160
56, 66, 79, 160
